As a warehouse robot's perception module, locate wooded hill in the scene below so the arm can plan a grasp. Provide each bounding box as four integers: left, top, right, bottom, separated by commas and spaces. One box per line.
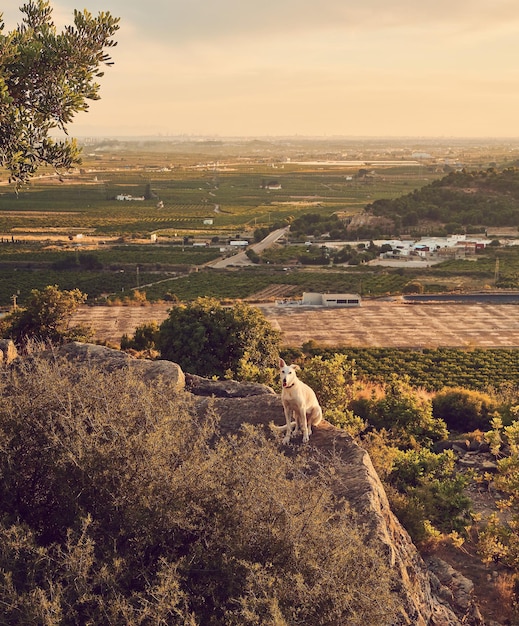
364, 167, 519, 232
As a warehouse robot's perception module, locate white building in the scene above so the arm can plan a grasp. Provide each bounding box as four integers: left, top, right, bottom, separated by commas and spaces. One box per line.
302, 292, 361, 307
116, 194, 145, 201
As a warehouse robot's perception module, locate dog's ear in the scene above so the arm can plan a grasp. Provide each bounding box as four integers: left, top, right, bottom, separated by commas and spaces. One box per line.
292, 364, 301, 371
279, 358, 286, 368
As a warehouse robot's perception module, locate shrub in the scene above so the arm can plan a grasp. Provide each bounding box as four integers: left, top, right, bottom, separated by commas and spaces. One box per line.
358, 375, 448, 448
121, 321, 160, 351
157, 297, 281, 379
387, 448, 471, 536
295, 353, 357, 413
0, 285, 92, 346
402, 281, 424, 294
432, 387, 498, 432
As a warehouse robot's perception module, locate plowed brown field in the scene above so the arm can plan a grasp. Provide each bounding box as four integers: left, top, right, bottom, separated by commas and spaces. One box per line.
73, 301, 519, 348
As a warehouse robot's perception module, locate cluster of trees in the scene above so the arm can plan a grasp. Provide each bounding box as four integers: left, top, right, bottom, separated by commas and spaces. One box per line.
51, 252, 104, 271
254, 214, 350, 245
365, 167, 519, 234
287, 213, 350, 240
256, 240, 382, 266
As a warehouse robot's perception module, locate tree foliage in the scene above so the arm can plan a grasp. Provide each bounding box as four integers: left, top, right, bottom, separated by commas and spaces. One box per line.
387, 448, 471, 539
121, 320, 160, 352
0, 284, 91, 345
364, 167, 519, 234
157, 297, 281, 380
0, 354, 398, 625
0, 1, 119, 186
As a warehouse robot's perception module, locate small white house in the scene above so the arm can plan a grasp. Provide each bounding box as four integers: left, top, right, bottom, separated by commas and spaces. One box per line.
302, 292, 361, 307
116, 194, 145, 201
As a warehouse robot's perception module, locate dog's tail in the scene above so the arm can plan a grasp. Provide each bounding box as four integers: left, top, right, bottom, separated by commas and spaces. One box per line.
270, 421, 296, 434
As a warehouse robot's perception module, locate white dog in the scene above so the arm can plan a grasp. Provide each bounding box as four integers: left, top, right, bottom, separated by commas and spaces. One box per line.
275, 358, 322, 444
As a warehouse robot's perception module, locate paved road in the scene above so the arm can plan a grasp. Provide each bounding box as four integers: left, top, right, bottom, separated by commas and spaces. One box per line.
210, 227, 289, 268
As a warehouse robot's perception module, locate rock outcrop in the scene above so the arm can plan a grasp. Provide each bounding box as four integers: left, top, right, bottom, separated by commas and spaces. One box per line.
51, 341, 185, 389
0, 339, 17, 364
29, 342, 484, 625
191, 390, 481, 625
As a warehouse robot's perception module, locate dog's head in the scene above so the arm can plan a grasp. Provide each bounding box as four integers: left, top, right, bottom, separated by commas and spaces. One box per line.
279, 358, 300, 388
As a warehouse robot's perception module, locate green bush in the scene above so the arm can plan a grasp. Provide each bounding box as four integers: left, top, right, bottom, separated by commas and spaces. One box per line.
432, 387, 498, 432
295, 353, 357, 413
387, 448, 471, 536
157, 297, 281, 380
357, 375, 448, 448
0, 285, 92, 346
121, 321, 160, 351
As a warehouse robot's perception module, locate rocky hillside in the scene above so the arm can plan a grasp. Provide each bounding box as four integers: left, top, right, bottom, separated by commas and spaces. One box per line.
0, 340, 490, 625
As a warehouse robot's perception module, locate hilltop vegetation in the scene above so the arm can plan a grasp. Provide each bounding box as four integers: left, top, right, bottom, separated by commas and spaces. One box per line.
364, 167, 519, 235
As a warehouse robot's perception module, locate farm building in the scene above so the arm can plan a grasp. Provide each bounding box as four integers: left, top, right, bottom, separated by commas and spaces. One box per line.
116, 194, 144, 201
302, 292, 361, 307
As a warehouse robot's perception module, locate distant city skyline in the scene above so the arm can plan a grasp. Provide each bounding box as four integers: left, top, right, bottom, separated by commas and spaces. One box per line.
4, 1, 519, 138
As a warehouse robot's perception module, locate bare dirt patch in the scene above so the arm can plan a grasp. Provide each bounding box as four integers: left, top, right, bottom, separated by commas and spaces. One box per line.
74, 301, 519, 348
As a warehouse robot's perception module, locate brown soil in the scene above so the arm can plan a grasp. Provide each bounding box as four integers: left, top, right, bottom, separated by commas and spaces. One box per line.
73, 301, 519, 349
432, 536, 513, 625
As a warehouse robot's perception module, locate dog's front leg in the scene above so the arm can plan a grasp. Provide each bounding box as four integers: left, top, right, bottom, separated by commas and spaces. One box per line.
300, 409, 310, 443
282, 405, 293, 445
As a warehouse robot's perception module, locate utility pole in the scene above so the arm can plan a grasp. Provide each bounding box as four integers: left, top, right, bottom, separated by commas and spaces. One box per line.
494, 258, 500, 285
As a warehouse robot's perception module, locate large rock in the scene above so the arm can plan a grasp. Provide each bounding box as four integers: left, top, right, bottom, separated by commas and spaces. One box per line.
185, 373, 275, 397
51, 342, 185, 389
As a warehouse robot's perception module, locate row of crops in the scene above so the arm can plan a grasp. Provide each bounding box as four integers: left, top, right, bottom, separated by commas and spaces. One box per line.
302, 346, 519, 392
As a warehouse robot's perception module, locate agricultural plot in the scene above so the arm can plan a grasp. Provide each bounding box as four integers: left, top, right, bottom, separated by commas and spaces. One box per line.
243, 284, 300, 301
262, 301, 519, 349
0, 153, 439, 239
72, 300, 519, 354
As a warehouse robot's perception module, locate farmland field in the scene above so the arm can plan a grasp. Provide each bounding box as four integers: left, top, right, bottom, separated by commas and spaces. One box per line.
0, 138, 445, 239
1, 137, 518, 308
72, 300, 519, 351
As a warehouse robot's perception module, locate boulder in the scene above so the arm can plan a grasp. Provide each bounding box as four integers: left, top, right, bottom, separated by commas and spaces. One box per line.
185, 373, 275, 397
51, 342, 185, 389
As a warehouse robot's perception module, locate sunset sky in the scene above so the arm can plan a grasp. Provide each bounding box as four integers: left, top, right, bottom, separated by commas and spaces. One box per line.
4, 0, 519, 138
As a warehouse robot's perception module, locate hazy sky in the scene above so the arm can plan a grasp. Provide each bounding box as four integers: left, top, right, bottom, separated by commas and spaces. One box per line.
4, 1, 519, 138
